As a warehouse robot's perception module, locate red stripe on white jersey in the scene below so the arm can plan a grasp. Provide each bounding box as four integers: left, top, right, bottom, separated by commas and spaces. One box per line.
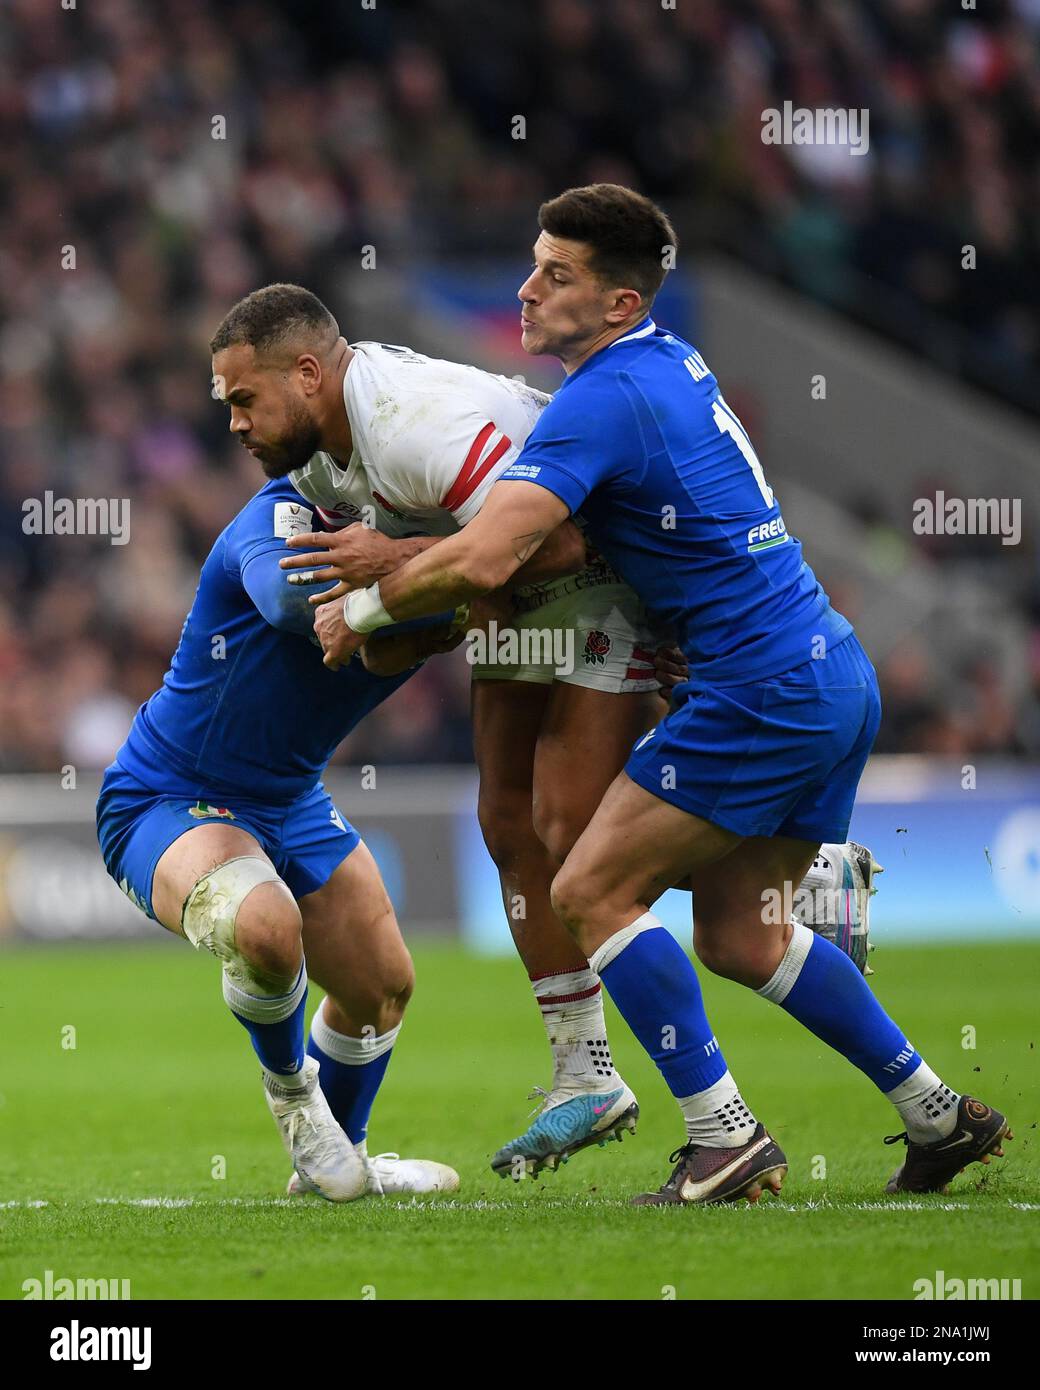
441, 422, 512, 514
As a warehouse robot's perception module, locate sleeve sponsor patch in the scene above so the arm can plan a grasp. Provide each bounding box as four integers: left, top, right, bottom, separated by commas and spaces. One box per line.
273, 501, 314, 537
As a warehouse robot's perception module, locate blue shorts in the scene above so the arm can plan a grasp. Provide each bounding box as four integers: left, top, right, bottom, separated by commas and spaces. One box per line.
624, 634, 881, 843
96, 763, 361, 920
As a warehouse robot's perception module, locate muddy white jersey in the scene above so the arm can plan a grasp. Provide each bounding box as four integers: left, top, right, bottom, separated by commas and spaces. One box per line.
289, 341, 550, 537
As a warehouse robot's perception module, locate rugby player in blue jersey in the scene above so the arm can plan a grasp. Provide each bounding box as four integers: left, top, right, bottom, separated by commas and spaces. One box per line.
97, 478, 474, 1200
245, 287, 880, 1182
317, 185, 1011, 1205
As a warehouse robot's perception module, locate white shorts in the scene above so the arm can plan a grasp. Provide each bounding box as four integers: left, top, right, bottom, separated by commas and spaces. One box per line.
469, 570, 667, 694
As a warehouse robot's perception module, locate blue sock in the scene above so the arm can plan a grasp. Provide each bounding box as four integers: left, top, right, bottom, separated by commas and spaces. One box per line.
592, 916, 729, 1098
222, 964, 307, 1076
758, 922, 921, 1093
307, 1007, 400, 1144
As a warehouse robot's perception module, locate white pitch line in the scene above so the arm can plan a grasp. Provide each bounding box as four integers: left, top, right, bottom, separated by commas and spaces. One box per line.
0, 1196, 1035, 1213
93, 1196, 297, 1209
773, 1200, 953, 1213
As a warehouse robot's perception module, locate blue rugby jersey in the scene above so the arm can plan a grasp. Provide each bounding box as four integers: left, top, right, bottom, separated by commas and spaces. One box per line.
499, 319, 851, 683
116, 479, 438, 802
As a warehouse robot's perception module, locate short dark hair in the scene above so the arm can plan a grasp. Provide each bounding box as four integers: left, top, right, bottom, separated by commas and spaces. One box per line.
209, 283, 339, 358
538, 184, 678, 305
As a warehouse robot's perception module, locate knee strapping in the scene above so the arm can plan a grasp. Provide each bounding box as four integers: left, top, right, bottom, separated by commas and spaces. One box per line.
181, 855, 299, 996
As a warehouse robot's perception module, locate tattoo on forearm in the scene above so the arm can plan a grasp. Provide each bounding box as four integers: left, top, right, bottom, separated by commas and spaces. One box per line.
512, 529, 547, 565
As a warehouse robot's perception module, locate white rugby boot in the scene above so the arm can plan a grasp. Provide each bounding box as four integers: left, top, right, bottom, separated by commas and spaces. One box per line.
264, 1056, 367, 1202
795, 840, 883, 974
362, 1149, 460, 1195
287, 1142, 460, 1197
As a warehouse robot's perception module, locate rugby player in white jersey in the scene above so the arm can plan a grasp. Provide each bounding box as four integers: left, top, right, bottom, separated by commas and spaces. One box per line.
211, 283, 881, 1178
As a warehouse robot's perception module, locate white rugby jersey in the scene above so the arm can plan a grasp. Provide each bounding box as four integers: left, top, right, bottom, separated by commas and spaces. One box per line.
290, 341, 550, 536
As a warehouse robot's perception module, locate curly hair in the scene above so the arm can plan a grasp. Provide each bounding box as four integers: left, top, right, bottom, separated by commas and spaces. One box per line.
210, 283, 339, 358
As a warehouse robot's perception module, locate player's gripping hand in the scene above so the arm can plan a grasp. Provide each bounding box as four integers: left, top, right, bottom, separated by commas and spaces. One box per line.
654, 644, 688, 693
313, 598, 367, 670
361, 623, 465, 676
280, 526, 401, 604
465, 590, 517, 633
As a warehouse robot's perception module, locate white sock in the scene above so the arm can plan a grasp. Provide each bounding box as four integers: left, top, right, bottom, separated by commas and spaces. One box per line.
794, 843, 872, 940
677, 1071, 758, 1148
886, 1061, 960, 1143
794, 845, 842, 925
531, 968, 620, 1091
309, 1005, 401, 1063
263, 1063, 313, 1096
222, 961, 307, 1020
755, 918, 814, 1003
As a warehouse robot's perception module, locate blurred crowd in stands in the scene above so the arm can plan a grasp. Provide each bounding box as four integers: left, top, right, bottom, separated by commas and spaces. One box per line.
0, 0, 1037, 772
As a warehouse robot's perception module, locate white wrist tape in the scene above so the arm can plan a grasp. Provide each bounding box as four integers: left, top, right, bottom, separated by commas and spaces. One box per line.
343, 582, 393, 634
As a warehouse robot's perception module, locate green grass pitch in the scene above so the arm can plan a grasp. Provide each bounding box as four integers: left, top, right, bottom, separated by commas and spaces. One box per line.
1, 939, 1037, 1300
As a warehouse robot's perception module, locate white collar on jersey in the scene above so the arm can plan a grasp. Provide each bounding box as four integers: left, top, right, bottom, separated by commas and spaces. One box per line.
609, 317, 657, 347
